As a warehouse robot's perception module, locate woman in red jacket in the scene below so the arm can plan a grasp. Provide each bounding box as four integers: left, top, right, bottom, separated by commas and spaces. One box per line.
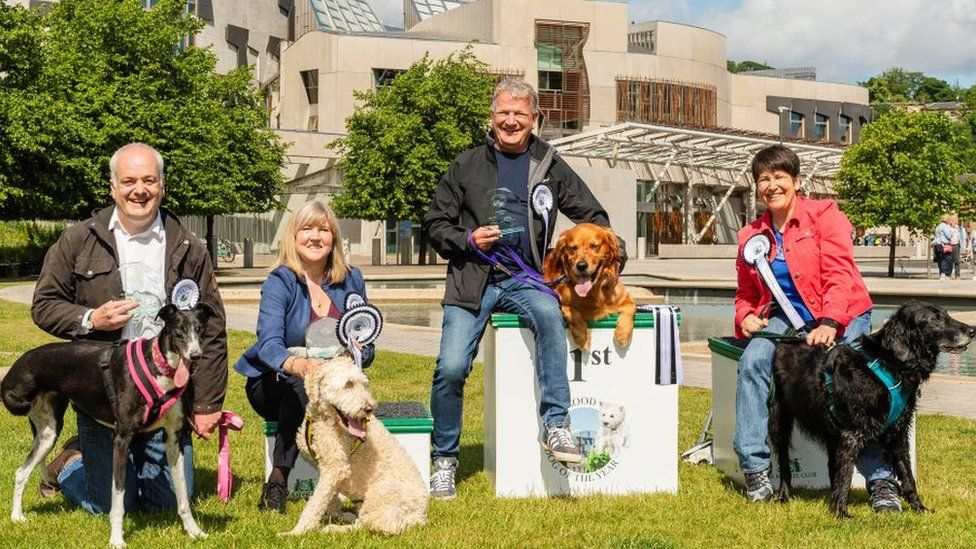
733, 145, 899, 512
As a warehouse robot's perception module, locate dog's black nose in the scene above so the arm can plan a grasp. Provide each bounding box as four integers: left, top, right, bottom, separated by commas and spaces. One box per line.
576, 260, 588, 272
969, 326, 976, 338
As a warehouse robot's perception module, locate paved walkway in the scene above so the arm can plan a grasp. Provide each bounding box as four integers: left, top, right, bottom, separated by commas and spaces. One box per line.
3, 255, 976, 419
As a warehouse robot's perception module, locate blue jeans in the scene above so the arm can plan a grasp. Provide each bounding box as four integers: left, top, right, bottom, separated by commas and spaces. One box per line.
733, 311, 895, 483
58, 409, 194, 514
431, 277, 569, 458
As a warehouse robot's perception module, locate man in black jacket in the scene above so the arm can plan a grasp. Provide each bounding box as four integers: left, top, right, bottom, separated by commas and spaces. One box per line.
424, 78, 620, 499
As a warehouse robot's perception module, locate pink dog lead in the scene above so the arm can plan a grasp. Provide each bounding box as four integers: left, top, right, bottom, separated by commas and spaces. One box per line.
217, 411, 245, 501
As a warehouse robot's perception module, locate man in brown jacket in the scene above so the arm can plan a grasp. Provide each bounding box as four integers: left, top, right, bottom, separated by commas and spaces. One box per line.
31, 142, 227, 514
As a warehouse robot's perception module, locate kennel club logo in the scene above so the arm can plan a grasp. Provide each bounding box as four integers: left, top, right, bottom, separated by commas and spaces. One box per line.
546, 397, 630, 481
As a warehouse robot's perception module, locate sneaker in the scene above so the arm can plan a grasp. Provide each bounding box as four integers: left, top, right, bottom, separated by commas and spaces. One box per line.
541, 425, 584, 464
430, 457, 457, 499
258, 480, 287, 513
744, 469, 774, 502
40, 435, 81, 498
868, 479, 903, 513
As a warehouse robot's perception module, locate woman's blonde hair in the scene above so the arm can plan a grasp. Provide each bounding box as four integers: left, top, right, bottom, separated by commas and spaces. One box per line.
273, 201, 348, 285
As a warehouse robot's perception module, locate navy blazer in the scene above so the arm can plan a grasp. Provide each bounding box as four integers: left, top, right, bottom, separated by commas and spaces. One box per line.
234, 265, 376, 377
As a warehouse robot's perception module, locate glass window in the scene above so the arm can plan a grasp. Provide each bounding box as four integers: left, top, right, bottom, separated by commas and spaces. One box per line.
537, 44, 563, 71
790, 111, 804, 138
814, 113, 829, 141
839, 115, 852, 144
300, 70, 319, 105
373, 68, 405, 89
538, 70, 563, 92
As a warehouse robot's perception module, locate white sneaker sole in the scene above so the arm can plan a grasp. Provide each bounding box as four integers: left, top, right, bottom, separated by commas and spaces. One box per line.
541, 442, 585, 464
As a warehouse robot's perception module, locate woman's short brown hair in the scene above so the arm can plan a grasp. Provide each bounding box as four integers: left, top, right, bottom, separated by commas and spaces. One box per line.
751, 145, 801, 182
273, 201, 348, 285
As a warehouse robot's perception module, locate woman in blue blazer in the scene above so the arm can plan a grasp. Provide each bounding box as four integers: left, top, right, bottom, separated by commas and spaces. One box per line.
234, 201, 375, 513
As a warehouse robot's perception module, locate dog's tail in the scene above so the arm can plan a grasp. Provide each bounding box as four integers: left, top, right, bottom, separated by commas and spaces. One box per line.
1, 360, 38, 416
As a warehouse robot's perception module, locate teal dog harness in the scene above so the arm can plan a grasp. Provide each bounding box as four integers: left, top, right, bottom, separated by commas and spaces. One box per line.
824, 340, 914, 429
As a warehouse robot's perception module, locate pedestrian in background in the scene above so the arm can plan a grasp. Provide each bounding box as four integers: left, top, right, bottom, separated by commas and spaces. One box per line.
933, 214, 954, 281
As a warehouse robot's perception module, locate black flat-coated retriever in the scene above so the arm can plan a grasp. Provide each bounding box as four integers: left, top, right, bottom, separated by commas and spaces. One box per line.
769, 301, 975, 517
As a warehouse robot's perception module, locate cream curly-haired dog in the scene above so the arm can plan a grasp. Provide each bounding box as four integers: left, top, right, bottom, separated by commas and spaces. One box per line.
283, 356, 427, 536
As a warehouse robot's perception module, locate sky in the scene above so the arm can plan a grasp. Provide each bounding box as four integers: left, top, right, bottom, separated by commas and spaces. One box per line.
368, 0, 976, 88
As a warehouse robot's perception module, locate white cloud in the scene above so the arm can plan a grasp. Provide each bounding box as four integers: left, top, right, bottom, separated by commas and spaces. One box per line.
631, 0, 976, 86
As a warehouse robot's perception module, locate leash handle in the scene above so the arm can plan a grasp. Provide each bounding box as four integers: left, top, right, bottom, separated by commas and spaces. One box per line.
217, 411, 244, 501
467, 231, 560, 298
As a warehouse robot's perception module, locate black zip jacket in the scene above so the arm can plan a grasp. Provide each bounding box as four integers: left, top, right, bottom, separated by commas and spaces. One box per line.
424, 133, 618, 310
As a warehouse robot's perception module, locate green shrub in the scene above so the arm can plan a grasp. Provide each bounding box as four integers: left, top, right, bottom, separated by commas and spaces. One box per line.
0, 220, 67, 264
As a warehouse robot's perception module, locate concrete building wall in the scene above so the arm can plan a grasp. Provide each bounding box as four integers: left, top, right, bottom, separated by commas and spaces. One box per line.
194, 0, 290, 84
556, 162, 637, 254
729, 73, 869, 135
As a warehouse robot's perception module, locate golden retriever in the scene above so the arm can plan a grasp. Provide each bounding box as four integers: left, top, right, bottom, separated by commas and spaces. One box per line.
543, 223, 635, 351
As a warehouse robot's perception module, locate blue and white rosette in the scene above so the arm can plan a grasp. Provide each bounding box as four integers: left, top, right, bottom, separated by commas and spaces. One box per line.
171, 279, 200, 311
742, 233, 805, 331
344, 293, 365, 311
531, 183, 554, 255
336, 303, 383, 369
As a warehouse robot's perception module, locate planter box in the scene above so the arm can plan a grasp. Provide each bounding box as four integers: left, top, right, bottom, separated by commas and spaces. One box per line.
708, 337, 915, 489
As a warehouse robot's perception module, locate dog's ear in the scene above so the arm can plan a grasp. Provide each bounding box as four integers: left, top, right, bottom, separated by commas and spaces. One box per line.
157, 304, 178, 323
603, 227, 622, 278
544, 231, 568, 280
195, 302, 217, 323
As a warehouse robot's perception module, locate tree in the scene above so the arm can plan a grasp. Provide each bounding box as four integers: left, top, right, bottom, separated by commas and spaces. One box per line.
836, 109, 976, 277
0, 0, 284, 258
727, 60, 773, 73
329, 48, 494, 264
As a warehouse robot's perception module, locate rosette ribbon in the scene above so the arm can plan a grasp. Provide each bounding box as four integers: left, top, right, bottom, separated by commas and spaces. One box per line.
741, 233, 805, 331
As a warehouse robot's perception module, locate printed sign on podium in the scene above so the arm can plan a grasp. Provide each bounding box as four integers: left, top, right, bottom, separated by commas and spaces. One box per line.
708, 337, 915, 489
484, 312, 679, 497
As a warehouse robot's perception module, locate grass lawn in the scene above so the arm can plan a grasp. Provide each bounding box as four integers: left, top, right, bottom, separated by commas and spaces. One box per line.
1, 298, 975, 548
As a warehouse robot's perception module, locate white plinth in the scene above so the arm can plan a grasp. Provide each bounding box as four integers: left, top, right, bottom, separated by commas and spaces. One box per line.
709, 338, 915, 490
484, 313, 679, 497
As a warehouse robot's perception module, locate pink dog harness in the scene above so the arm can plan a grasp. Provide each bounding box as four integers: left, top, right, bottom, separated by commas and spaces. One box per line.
126, 338, 188, 426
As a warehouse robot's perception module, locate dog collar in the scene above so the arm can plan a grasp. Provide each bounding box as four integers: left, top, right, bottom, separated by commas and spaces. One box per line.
151, 340, 177, 377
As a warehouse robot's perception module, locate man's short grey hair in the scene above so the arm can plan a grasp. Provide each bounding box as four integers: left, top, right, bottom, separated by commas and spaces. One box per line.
491, 77, 539, 115
109, 142, 165, 185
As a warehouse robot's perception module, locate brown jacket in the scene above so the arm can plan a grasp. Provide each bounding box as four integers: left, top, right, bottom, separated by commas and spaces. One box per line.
31, 206, 228, 414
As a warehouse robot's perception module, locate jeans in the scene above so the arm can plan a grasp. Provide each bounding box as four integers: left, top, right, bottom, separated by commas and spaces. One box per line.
58, 409, 194, 514
245, 372, 308, 471
431, 276, 569, 458
935, 245, 953, 277
733, 310, 895, 483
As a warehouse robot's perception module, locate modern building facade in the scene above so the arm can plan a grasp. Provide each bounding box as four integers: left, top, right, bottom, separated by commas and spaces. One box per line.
267, 0, 872, 257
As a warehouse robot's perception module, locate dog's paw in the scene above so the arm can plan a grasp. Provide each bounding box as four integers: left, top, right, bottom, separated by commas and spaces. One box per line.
773, 490, 790, 504
188, 528, 208, 539
10, 511, 26, 523
278, 529, 306, 537
109, 536, 127, 548
613, 325, 633, 348
319, 522, 360, 533
909, 501, 932, 513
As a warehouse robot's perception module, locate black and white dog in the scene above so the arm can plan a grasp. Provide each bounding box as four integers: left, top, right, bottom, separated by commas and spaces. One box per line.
769, 301, 975, 517
1, 303, 213, 547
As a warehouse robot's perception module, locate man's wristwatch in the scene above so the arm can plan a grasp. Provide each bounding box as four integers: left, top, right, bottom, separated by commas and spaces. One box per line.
79, 309, 95, 334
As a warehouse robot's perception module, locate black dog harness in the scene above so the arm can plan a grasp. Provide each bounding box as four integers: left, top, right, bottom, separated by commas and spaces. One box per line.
824, 340, 915, 429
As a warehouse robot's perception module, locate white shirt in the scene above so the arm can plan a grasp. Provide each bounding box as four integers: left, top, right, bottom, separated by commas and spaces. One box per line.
110, 209, 167, 339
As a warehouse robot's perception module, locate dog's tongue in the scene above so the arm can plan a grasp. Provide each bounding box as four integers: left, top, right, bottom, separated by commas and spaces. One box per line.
575, 277, 593, 297
346, 418, 366, 440
174, 361, 190, 389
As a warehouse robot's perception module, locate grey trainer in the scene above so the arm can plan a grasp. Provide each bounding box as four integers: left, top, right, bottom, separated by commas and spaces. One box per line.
541, 425, 584, 464
868, 479, 903, 513
430, 457, 458, 499
744, 468, 774, 502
